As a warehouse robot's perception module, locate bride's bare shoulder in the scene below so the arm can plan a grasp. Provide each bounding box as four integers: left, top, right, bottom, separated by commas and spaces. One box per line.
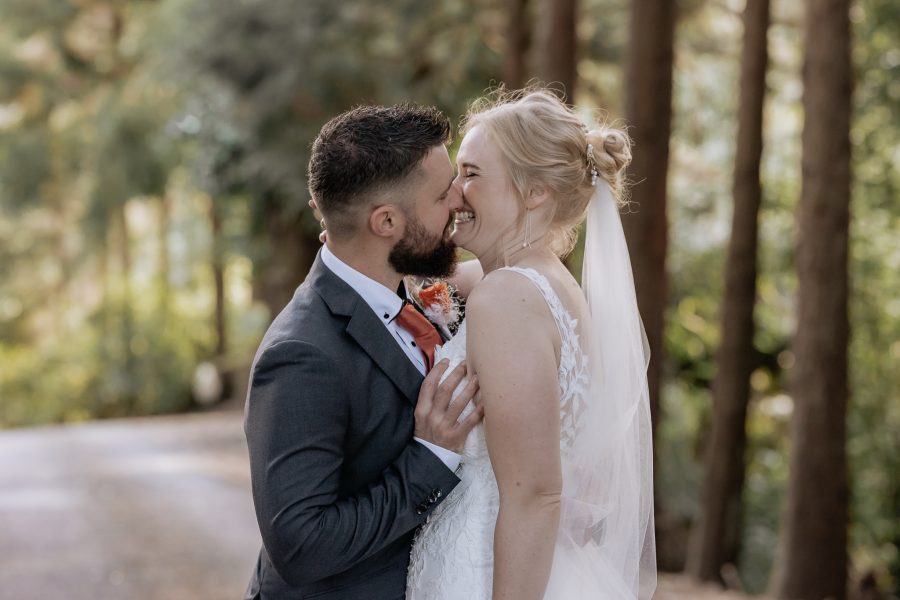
465, 269, 560, 388
465, 268, 552, 325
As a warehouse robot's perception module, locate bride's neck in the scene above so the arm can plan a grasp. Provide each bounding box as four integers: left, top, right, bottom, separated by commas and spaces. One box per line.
479, 234, 554, 274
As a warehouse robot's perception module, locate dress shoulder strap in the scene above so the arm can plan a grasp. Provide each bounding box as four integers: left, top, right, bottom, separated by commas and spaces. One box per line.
497, 266, 574, 341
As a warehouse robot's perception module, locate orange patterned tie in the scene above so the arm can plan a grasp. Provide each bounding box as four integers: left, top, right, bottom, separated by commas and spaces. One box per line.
396, 303, 443, 372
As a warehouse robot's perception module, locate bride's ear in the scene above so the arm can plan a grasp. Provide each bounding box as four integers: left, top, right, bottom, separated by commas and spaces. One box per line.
525, 182, 551, 210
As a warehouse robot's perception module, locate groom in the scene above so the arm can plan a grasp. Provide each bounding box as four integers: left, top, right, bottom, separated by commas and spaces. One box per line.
243, 104, 480, 600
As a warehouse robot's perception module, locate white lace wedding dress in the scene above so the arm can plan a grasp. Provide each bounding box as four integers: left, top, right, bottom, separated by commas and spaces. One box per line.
406, 266, 640, 599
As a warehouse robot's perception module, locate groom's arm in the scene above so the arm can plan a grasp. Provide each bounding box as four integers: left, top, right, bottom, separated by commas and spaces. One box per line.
245, 339, 461, 586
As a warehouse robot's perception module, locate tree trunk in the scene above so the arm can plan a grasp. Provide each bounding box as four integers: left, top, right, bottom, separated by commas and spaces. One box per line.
253, 199, 320, 320
210, 197, 231, 400
117, 202, 137, 412
504, 0, 530, 89
774, 1, 852, 598
689, 0, 770, 584
534, 0, 578, 270
534, 0, 577, 102
210, 199, 227, 358
158, 193, 171, 318
623, 0, 676, 569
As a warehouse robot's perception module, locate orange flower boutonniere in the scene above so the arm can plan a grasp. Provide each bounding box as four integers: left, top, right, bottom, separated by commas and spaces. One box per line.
413, 281, 460, 336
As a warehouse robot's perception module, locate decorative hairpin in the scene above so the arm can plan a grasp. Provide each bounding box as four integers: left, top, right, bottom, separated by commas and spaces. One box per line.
586, 143, 599, 187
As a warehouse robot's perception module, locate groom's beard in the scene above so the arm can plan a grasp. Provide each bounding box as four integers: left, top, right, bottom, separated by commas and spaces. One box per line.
389, 215, 457, 278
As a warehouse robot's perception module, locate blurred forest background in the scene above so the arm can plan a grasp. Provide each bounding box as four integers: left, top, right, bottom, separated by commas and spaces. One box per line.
0, 0, 896, 598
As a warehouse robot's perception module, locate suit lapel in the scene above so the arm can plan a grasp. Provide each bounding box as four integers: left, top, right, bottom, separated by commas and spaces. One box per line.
345, 309, 423, 405
309, 252, 423, 405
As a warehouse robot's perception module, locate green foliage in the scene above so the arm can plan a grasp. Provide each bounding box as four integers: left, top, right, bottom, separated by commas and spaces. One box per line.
87, 98, 177, 237
0, 299, 203, 427
0, 0, 77, 36
0, 0, 897, 593
847, 0, 900, 589
0, 127, 52, 210
161, 0, 503, 235
0, 50, 33, 99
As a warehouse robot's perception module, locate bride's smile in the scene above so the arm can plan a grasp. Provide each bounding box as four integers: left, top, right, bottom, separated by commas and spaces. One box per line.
453, 210, 475, 224
451, 124, 525, 262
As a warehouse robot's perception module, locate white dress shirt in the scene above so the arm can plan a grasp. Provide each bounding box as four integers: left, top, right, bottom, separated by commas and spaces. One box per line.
320, 245, 461, 472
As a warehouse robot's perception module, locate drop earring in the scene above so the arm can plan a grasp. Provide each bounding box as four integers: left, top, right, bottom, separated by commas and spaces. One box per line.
522, 210, 532, 249
502, 231, 510, 267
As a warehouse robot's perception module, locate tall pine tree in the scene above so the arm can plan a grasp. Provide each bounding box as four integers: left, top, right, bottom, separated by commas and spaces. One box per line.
775, 1, 852, 597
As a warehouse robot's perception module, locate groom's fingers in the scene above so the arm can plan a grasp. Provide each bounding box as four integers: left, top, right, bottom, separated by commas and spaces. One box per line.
416, 359, 450, 421
456, 403, 484, 435
446, 375, 478, 422
434, 362, 468, 412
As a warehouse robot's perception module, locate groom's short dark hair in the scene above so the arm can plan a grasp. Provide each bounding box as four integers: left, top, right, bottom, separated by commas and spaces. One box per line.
308, 103, 451, 236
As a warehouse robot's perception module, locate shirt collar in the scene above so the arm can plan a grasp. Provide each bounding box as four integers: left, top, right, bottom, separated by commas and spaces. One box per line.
321, 244, 408, 324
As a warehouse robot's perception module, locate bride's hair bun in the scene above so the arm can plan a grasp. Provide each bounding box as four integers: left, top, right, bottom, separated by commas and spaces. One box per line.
585, 128, 631, 189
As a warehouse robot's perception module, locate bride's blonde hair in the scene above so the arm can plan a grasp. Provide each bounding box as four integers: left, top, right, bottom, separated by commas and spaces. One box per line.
460, 86, 631, 256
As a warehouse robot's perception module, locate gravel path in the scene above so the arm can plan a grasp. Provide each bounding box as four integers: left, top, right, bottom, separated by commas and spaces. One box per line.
0, 411, 759, 600
0, 412, 259, 600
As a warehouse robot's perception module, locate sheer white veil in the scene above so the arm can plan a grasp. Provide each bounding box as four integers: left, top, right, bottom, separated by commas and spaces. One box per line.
553, 179, 656, 599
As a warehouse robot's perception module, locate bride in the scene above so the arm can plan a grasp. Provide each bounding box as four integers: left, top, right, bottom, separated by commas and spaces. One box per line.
405, 88, 657, 599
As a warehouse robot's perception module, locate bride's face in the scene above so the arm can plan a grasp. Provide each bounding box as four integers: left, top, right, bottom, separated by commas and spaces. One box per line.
452, 125, 522, 256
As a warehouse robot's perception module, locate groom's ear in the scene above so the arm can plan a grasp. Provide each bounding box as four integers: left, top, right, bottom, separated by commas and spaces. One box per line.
369, 204, 404, 238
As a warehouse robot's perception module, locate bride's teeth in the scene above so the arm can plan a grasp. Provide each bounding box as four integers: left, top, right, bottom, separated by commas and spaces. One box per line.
455, 211, 475, 223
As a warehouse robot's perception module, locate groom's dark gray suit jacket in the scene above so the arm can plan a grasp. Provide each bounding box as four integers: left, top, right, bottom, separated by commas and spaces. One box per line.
243, 252, 460, 600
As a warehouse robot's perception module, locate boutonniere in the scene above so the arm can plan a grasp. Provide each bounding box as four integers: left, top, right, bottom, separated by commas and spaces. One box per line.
409, 280, 460, 339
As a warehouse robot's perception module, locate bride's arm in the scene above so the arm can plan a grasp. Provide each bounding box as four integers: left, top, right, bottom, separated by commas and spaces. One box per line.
466, 272, 562, 600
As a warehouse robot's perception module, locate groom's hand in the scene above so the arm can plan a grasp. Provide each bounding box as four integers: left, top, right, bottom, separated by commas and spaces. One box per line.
414, 360, 482, 454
